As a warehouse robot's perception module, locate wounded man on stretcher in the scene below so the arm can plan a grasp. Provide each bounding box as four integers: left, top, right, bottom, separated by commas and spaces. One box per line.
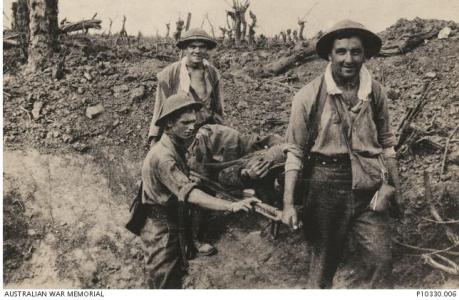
186, 124, 293, 253
188, 124, 290, 207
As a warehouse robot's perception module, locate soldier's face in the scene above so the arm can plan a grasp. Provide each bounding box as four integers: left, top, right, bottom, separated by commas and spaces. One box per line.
169, 111, 197, 140
185, 41, 208, 65
329, 36, 365, 81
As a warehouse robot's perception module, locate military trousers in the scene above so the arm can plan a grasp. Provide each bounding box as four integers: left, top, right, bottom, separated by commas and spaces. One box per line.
302, 159, 393, 289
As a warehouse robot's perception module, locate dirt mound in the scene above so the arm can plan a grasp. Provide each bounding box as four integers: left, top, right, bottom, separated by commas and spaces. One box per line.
378, 17, 457, 41
3, 18, 459, 288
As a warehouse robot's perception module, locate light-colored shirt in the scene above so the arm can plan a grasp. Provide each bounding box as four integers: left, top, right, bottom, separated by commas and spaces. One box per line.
285, 63, 397, 171
141, 133, 198, 206
148, 57, 224, 139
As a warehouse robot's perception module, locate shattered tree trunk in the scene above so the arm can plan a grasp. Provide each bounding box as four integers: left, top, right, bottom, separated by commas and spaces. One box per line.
293, 30, 298, 42
247, 11, 256, 46
185, 13, 192, 31
108, 18, 113, 36
232, 12, 242, 46
174, 19, 184, 41
263, 38, 317, 75
298, 20, 305, 40
27, 0, 59, 72
11, 2, 18, 31
165, 23, 170, 38
240, 10, 248, 41
16, 0, 30, 60
286, 29, 292, 44
219, 27, 227, 40
280, 31, 286, 43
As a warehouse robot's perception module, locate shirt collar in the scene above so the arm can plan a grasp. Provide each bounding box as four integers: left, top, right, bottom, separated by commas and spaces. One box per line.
324, 63, 372, 101
160, 132, 189, 158
178, 56, 211, 94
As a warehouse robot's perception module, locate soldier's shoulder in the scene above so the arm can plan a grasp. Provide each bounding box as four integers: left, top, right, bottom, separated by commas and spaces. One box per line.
293, 75, 324, 102
145, 143, 174, 165
157, 61, 181, 81
205, 62, 221, 79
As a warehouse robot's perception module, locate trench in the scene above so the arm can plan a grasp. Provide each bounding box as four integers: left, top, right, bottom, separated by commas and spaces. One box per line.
4, 148, 416, 289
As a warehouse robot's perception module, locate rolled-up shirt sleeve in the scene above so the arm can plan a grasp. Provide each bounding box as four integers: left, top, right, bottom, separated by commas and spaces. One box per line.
156, 160, 198, 202
374, 86, 397, 148
285, 93, 310, 172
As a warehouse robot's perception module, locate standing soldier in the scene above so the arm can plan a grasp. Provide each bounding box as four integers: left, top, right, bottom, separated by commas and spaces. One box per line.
281, 20, 402, 288
148, 28, 223, 146
141, 94, 258, 288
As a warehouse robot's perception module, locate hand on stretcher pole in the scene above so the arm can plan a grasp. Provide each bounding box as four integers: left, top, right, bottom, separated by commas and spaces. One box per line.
190, 171, 282, 221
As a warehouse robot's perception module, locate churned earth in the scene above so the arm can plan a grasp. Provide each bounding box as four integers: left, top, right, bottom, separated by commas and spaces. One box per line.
3, 18, 459, 288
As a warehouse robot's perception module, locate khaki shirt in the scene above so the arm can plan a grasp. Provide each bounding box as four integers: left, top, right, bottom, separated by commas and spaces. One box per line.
141, 133, 198, 206
148, 57, 224, 139
285, 64, 396, 171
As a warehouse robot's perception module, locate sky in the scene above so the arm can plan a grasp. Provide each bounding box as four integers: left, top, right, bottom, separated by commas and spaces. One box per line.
2, 0, 459, 38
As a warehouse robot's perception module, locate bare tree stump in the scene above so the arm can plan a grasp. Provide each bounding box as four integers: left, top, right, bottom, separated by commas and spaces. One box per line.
280, 31, 286, 43
286, 29, 292, 44
165, 23, 170, 38
298, 20, 305, 40
11, 2, 19, 31
16, 0, 30, 61
185, 13, 192, 31
173, 18, 184, 41
293, 30, 298, 42
27, 0, 59, 72
108, 18, 113, 36
248, 10, 256, 46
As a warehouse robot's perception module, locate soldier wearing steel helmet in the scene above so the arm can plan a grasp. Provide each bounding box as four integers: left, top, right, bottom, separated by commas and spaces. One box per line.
281, 20, 402, 288
148, 28, 224, 146
140, 93, 258, 289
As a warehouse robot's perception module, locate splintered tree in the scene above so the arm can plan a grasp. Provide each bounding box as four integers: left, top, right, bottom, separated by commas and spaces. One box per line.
224, 14, 234, 44
185, 13, 192, 31
116, 15, 129, 45
27, 0, 59, 72
298, 19, 305, 40
219, 26, 227, 40
165, 23, 170, 38
14, 0, 30, 60
11, 2, 18, 31
280, 31, 286, 43
108, 18, 113, 36
247, 10, 257, 46
226, 0, 250, 46
173, 17, 184, 41
286, 29, 292, 43
293, 29, 298, 42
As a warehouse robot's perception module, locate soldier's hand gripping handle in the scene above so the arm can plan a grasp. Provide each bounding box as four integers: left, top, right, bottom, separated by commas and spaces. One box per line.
281, 205, 299, 229
230, 197, 261, 213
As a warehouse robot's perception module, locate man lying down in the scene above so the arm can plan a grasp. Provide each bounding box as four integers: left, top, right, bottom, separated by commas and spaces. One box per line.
187, 124, 294, 254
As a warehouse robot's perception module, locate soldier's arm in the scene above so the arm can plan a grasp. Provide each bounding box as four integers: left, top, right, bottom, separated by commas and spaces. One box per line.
157, 159, 258, 212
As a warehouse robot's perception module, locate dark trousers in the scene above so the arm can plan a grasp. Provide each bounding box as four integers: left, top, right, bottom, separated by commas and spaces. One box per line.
140, 206, 187, 289
302, 161, 393, 289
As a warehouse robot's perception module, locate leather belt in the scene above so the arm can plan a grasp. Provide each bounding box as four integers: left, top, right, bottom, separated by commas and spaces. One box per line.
309, 153, 351, 166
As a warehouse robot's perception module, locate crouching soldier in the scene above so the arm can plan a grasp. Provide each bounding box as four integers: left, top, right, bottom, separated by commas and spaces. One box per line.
139, 94, 258, 289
